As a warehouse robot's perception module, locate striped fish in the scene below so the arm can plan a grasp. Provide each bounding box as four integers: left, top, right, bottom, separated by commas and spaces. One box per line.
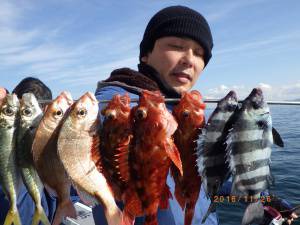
196, 90, 238, 224
225, 88, 283, 225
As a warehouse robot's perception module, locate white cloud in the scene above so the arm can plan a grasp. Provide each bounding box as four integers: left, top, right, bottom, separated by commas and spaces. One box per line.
204, 82, 300, 101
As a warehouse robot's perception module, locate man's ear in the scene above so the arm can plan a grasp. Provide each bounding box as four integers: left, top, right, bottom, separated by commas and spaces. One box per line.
141, 55, 148, 63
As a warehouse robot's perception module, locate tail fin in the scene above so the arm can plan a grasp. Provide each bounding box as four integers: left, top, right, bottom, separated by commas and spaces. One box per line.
51, 200, 77, 225
202, 202, 216, 224
241, 201, 264, 225
104, 207, 123, 225
174, 183, 185, 210
31, 206, 51, 225
184, 201, 196, 225
159, 184, 172, 209
4, 208, 22, 225
122, 210, 135, 225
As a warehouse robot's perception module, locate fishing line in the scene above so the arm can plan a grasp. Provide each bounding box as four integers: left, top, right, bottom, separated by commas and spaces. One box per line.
38, 99, 300, 106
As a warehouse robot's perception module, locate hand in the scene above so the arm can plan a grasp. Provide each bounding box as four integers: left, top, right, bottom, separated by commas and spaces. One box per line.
283, 212, 298, 225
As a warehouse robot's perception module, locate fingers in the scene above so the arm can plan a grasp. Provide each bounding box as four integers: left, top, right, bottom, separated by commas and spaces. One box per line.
291, 212, 298, 219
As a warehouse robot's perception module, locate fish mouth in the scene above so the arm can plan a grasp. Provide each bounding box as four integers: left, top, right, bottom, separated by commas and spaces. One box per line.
226, 90, 238, 102
59, 91, 73, 106
218, 90, 238, 111
84, 92, 97, 102
248, 88, 264, 109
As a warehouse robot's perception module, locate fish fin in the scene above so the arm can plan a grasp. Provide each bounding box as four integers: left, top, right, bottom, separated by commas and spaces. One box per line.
196, 129, 206, 177
122, 209, 135, 225
225, 129, 235, 174
75, 185, 98, 206
51, 199, 77, 225
44, 184, 57, 197
114, 136, 132, 183
123, 187, 143, 216
90, 135, 102, 172
184, 200, 197, 225
104, 207, 123, 225
3, 209, 22, 225
144, 213, 158, 225
241, 201, 264, 225
164, 140, 183, 176
272, 127, 284, 147
174, 182, 185, 210
268, 166, 275, 187
159, 184, 172, 209
202, 201, 217, 224
31, 205, 51, 225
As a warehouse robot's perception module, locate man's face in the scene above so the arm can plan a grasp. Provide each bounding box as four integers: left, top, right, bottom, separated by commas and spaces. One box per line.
141, 36, 205, 93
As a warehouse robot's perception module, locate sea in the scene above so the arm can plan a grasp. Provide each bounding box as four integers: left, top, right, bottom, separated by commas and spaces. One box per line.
204, 105, 300, 225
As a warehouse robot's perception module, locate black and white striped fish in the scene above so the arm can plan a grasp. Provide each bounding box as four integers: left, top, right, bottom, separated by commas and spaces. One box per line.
225, 88, 283, 225
196, 90, 238, 224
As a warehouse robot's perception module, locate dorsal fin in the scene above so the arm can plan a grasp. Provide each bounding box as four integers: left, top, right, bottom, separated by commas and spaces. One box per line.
113, 135, 132, 183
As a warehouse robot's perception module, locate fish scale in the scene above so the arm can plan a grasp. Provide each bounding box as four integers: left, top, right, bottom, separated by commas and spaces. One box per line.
196, 90, 238, 224
0, 94, 22, 225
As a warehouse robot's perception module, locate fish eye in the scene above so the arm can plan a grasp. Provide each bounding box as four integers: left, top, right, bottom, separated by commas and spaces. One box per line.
226, 105, 236, 112
54, 109, 63, 118
3, 106, 14, 116
135, 109, 147, 120
182, 110, 190, 118
257, 121, 266, 129
77, 108, 87, 117
22, 108, 32, 116
252, 102, 260, 110
105, 110, 116, 120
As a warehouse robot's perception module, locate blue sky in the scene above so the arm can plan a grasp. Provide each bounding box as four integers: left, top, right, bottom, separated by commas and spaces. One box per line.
1, 0, 300, 100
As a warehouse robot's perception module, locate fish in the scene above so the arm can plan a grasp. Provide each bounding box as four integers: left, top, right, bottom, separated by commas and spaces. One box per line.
16, 93, 50, 225
224, 88, 283, 225
128, 90, 182, 225
100, 93, 132, 200
196, 90, 238, 224
31, 91, 76, 225
0, 94, 22, 225
171, 90, 206, 225
57, 92, 125, 225
0, 87, 7, 104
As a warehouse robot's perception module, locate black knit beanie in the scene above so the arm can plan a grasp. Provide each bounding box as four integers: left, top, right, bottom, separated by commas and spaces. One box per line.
139, 5, 213, 66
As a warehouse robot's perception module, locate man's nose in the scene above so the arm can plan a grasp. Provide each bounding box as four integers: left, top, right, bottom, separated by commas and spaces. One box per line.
180, 49, 194, 67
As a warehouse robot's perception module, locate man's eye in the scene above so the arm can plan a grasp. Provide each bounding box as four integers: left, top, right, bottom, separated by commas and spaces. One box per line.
195, 51, 204, 57
169, 44, 184, 50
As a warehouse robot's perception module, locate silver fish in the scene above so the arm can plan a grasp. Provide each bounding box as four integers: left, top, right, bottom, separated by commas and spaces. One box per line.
57, 92, 124, 225
17, 93, 50, 225
197, 90, 238, 223
0, 94, 22, 225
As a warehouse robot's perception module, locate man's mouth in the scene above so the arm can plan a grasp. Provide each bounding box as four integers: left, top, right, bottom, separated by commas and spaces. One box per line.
171, 72, 192, 84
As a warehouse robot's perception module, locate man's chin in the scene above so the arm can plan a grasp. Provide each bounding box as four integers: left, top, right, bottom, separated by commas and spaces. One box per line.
172, 86, 190, 94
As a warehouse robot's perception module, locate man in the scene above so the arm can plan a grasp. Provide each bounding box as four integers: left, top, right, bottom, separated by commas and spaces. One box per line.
12, 77, 52, 109
94, 5, 297, 225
